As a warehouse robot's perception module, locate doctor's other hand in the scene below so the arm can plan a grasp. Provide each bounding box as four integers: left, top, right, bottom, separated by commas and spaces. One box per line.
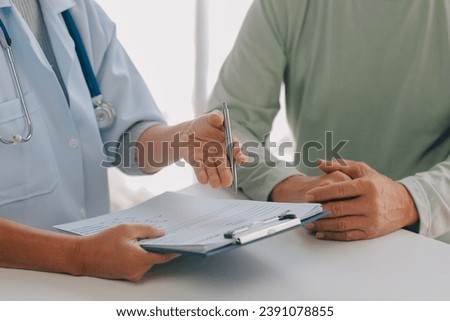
304, 159, 419, 241
181, 110, 248, 188
75, 224, 178, 282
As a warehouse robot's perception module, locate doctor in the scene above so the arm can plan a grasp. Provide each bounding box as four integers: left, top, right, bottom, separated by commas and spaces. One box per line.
0, 0, 245, 281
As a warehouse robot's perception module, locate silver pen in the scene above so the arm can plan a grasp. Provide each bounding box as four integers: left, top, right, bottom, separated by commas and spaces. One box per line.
222, 102, 238, 192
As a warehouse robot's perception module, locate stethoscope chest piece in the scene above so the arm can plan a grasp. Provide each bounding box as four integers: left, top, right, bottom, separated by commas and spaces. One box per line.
94, 99, 116, 130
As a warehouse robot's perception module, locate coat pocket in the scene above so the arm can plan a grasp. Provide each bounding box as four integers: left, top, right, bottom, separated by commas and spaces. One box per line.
0, 92, 59, 206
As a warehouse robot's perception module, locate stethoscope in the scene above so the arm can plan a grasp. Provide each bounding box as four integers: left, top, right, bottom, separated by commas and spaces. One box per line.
0, 10, 116, 145
0, 16, 32, 144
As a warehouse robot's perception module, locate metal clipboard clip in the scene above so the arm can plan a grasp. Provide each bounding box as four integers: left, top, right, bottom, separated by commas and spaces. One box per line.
223, 214, 300, 244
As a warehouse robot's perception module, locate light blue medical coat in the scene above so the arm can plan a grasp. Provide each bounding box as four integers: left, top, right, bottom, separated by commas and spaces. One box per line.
0, 0, 165, 229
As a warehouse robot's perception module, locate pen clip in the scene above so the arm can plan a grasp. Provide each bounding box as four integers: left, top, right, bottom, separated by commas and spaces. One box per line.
222, 102, 238, 193
223, 213, 298, 239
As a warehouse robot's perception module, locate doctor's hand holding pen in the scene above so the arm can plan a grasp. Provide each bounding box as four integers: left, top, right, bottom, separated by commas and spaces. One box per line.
136, 109, 248, 188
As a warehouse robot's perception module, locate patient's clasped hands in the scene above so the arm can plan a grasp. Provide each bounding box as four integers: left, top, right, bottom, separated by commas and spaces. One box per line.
271, 159, 419, 241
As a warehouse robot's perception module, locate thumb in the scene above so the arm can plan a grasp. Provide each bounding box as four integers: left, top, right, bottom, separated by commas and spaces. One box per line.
141, 225, 166, 239
206, 110, 225, 128
318, 159, 370, 179
317, 158, 348, 173
122, 224, 166, 240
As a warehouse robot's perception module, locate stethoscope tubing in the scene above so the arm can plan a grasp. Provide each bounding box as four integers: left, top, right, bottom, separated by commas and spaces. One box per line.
61, 10, 101, 99
0, 17, 33, 144
61, 10, 115, 130
0, 8, 115, 145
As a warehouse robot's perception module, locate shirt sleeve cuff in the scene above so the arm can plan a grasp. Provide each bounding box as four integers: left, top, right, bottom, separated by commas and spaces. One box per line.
398, 176, 431, 236
239, 164, 303, 201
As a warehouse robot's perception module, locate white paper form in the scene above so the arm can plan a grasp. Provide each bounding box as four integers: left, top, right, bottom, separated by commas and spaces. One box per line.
55, 192, 322, 253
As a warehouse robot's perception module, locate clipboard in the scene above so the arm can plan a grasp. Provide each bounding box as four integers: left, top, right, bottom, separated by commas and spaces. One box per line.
139, 209, 330, 257
54, 192, 330, 258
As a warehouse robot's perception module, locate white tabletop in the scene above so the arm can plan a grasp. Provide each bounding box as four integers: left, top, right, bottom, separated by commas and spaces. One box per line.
1, 184, 450, 301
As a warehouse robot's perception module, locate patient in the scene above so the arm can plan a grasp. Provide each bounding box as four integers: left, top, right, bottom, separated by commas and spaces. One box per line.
209, 0, 450, 241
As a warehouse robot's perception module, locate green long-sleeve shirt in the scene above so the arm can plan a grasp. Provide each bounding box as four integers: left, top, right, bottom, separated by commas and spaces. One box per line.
209, 0, 450, 238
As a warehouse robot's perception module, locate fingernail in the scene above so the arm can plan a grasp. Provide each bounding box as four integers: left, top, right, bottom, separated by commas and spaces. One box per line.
305, 223, 314, 230
317, 159, 325, 166
316, 232, 325, 239
155, 227, 165, 234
